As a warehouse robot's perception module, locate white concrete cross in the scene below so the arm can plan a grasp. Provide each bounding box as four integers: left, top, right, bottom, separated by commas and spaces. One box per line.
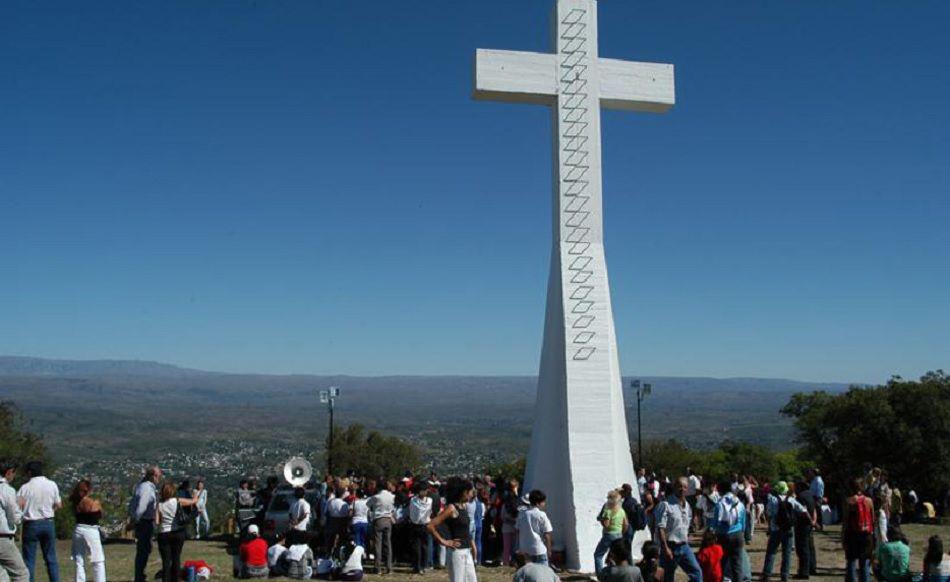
473, 0, 674, 572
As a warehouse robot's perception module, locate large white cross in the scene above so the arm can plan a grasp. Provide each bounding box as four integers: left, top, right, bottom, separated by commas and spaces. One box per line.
474, 0, 674, 571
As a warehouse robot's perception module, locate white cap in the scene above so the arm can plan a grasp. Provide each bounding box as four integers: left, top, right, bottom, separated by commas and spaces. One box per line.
247, 524, 259, 536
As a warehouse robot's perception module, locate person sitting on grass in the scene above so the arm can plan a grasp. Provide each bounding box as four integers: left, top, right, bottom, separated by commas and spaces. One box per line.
598, 538, 643, 582
283, 531, 315, 580
267, 533, 289, 577
238, 524, 268, 578
512, 552, 560, 582
335, 542, 366, 582
922, 535, 950, 582
874, 526, 911, 582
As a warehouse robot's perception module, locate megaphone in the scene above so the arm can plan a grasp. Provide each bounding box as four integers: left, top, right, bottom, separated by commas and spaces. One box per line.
283, 457, 313, 487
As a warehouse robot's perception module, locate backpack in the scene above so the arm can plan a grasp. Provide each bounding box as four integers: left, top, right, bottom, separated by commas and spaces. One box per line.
775, 496, 793, 531
622, 496, 648, 531
847, 494, 873, 534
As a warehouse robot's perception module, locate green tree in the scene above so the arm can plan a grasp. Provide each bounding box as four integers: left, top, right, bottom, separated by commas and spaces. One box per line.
0, 401, 49, 468
483, 457, 526, 485
325, 424, 421, 478
0, 401, 69, 536
781, 371, 950, 501
641, 439, 699, 478
641, 439, 812, 484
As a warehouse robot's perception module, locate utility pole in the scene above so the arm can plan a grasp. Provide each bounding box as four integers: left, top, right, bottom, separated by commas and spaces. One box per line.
319, 386, 341, 475
631, 379, 652, 468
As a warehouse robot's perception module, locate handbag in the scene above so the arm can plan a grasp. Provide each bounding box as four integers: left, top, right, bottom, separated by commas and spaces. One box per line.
174, 499, 192, 530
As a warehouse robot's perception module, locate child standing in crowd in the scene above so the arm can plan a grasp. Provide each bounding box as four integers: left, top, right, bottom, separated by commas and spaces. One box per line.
696, 529, 723, 582
350, 489, 370, 549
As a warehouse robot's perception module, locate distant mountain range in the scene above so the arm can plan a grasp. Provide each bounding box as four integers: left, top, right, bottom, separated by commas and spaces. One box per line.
0, 355, 853, 393
0, 355, 857, 472
0, 356, 213, 378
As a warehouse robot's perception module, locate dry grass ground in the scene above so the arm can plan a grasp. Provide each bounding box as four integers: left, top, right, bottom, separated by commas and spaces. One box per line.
22, 523, 949, 582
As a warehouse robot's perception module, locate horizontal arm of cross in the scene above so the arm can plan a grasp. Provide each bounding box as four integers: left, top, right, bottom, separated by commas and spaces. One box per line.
473, 48, 674, 113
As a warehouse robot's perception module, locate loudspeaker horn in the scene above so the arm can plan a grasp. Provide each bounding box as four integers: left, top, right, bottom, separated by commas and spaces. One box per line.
283, 457, 313, 487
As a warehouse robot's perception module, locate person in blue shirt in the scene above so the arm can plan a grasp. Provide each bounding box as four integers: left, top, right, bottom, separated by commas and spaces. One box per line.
712, 479, 749, 582
806, 470, 824, 502
129, 466, 162, 582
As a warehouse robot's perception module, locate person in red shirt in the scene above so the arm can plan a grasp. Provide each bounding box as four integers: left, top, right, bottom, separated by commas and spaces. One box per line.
697, 529, 724, 582
239, 525, 269, 578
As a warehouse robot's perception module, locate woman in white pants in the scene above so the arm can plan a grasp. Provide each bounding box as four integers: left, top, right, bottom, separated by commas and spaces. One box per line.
428, 478, 477, 582
194, 480, 209, 539
70, 479, 106, 582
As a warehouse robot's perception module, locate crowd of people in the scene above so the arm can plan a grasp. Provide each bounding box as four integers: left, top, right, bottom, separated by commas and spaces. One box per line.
0, 459, 949, 582
225, 472, 531, 581
632, 466, 949, 582
216, 466, 949, 582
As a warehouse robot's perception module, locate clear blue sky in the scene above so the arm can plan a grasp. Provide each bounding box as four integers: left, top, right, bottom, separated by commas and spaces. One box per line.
2, 1, 947, 383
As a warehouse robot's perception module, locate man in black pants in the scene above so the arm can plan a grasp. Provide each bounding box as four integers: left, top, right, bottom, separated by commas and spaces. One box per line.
408, 483, 432, 574
793, 481, 818, 579
130, 466, 162, 582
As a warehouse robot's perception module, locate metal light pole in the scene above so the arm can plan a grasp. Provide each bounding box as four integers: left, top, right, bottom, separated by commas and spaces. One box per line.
631, 379, 652, 468
319, 386, 341, 475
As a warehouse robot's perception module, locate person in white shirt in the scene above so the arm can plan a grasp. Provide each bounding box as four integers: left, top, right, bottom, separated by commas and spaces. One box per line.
284, 542, 314, 580
155, 480, 200, 582
876, 503, 889, 546
686, 469, 702, 530
0, 461, 29, 582
267, 534, 289, 576
367, 481, 396, 574
325, 488, 351, 553
288, 487, 311, 533
194, 480, 209, 540
636, 468, 648, 497
516, 490, 554, 566
337, 543, 365, 581
16, 461, 62, 582
656, 478, 701, 582
697, 484, 720, 532
350, 489, 370, 549
408, 483, 433, 573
